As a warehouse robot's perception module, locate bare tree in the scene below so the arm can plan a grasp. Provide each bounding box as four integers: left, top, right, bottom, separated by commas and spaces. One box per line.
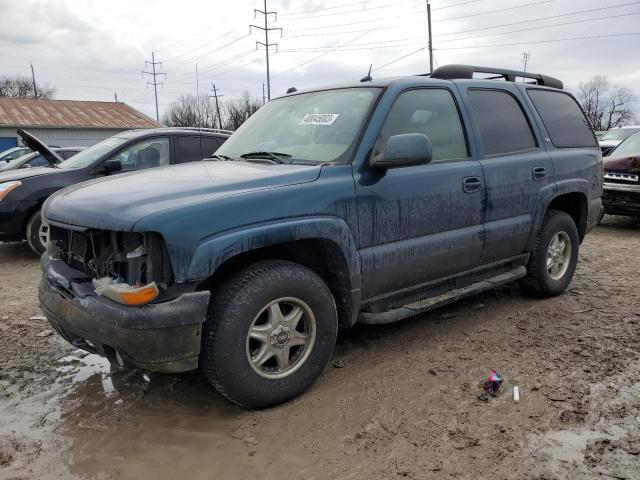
162, 94, 217, 128
221, 91, 263, 131
575, 76, 637, 131
0, 75, 55, 99
163, 90, 263, 130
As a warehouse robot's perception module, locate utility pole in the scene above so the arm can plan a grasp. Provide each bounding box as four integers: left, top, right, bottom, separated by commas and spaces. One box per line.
250, 0, 282, 101
521, 51, 531, 74
142, 52, 166, 121
427, 1, 433, 74
262, 83, 266, 105
30, 62, 38, 99
209, 83, 224, 130
114, 92, 118, 103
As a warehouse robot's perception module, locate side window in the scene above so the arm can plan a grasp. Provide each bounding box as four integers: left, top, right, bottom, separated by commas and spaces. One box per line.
109, 138, 170, 172
176, 136, 203, 163
58, 150, 78, 160
200, 137, 222, 158
527, 90, 597, 148
380, 88, 468, 162
468, 89, 537, 156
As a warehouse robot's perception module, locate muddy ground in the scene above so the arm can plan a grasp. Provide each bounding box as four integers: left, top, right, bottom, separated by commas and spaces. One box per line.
1, 217, 639, 480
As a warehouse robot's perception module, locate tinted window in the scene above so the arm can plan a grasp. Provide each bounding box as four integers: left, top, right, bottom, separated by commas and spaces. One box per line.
201, 137, 222, 157
527, 90, 598, 148
468, 89, 537, 156
108, 137, 170, 172
58, 149, 79, 160
176, 136, 202, 163
380, 88, 468, 162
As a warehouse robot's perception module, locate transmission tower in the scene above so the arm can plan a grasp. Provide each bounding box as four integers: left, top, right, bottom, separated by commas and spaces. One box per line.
142, 52, 166, 121
250, 0, 282, 102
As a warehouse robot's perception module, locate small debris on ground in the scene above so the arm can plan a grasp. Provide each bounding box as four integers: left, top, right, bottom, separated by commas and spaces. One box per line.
333, 359, 345, 368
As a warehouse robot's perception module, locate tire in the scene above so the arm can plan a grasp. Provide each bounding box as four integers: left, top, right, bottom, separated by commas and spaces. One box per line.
25, 209, 47, 255
201, 260, 338, 408
519, 210, 579, 298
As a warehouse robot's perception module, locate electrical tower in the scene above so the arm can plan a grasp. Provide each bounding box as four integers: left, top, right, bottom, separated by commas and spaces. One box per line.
142, 52, 166, 121
209, 83, 224, 130
426, 1, 433, 74
521, 51, 531, 74
250, 0, 282, 102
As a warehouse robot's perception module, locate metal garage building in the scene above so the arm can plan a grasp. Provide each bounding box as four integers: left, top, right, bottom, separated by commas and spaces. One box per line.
0, 98, 161, 150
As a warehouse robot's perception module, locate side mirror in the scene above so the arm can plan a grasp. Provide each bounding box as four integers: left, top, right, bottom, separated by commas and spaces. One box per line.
99, 159, 122, 174
371, 133, 433, 169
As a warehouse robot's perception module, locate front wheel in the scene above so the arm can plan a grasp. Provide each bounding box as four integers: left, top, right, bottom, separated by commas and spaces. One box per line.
201, 260, 338, 408
519, 210, 579, 298
26, 209, 47, 255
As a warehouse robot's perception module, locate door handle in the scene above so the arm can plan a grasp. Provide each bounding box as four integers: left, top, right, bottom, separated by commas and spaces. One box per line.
533, 167, 547, 181
463, 176, 483, 193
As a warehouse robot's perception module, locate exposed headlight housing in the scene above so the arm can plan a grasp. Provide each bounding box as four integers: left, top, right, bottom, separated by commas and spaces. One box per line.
0, 181, 21, 201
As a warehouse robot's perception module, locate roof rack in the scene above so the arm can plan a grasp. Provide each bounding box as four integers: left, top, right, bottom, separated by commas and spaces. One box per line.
430, 64, 563, 90
156, 127, 234, 135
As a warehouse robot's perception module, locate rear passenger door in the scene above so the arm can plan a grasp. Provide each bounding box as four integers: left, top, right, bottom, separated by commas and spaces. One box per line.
463, 86, 554, 263
355, 87, 485, 299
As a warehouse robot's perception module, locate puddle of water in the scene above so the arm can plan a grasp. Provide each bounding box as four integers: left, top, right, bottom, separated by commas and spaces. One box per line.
543, 429, 603, 464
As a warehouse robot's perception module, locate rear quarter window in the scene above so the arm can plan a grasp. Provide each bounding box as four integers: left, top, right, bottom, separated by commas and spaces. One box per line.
468, 89, 537, 156
526, 89, 597, 148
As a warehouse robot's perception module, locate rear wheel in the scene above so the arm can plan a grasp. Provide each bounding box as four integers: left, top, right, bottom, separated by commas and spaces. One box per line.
519, 210, 579, 298
201, 260, 338, 408
26, 209, 47, 255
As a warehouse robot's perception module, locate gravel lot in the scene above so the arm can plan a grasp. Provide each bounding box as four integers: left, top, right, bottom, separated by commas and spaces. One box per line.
1, 217, 639, 480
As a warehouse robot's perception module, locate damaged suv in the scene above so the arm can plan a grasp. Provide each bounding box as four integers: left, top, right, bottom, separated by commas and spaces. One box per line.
39, 65, 602, 408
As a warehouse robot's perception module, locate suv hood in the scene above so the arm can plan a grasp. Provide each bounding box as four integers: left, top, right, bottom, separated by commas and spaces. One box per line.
17, 129, 63, 166
603, 155, 640, 173
43, 161, 322, 231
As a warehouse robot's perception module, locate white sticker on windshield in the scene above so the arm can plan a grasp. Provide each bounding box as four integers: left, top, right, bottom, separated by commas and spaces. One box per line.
302, 113, 340, 125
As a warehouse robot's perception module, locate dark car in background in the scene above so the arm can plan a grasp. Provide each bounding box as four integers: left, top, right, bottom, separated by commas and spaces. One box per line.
598, 125, 640, 156
0, 147, 84, 172
0, 127, 230, 254
602, 130, 640, 220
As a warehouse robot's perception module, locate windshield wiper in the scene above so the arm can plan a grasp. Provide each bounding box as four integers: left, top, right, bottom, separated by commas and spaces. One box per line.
207, 154, 234, 161
239, 151, 292, 164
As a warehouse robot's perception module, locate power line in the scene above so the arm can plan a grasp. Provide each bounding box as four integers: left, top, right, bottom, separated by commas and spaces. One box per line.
250, 0, 282, 101
436, 0, 640, 37
433, 0, 554, 23
277, 1, 409, 21
280, 0, 387, 16
372, 46, 426, 72
142, 52, 166, 121
436, 11, 640, 44
435, 31, 640, 50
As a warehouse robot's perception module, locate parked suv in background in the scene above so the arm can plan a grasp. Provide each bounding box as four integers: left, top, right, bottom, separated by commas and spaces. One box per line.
601, 130, 640, 219
39, 65, 602, 408
0, 128, 230, 254
0, 146, 32, 164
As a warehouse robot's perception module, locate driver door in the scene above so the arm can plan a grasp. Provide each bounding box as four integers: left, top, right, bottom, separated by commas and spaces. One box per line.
355, 87, 485, 299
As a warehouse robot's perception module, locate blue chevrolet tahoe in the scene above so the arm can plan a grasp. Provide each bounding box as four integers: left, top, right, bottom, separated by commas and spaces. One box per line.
38, 65, 603, 408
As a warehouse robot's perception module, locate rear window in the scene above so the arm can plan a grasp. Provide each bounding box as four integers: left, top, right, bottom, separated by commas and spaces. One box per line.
527, 89, 597, 148
468, 89, 537, 156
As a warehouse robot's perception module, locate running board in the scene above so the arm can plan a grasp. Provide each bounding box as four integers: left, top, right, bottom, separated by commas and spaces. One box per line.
358, 266, 526, 325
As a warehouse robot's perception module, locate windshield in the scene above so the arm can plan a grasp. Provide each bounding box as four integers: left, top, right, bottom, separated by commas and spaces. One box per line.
609, 131, 640, 157
601, 128, 640, 142
60, 136, 129, 169
0, 153, 34, 171
217, 87, 380, 163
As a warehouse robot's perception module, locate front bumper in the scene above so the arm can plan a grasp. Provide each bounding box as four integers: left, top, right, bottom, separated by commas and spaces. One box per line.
0, 200, 36, 241
603, 183, 640, 217
39, 256, 210, 373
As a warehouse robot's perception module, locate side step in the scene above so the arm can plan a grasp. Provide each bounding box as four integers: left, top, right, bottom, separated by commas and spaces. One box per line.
358, 266, 526, 325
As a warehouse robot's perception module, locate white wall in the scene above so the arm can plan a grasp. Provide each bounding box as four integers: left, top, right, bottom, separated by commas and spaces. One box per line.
0, 127, 127, 147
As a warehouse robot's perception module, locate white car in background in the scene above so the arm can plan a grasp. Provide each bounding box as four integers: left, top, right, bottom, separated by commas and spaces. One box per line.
0, 146, 32, 164
599, 125, 640, 156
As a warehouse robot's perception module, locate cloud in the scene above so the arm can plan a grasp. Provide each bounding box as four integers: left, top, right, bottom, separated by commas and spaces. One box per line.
0, 0, 637, 121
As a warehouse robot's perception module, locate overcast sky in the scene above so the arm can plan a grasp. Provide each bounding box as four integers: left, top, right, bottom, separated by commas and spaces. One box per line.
1, 0, 638, 121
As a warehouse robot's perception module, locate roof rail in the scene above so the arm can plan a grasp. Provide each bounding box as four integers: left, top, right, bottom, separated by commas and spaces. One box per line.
153, 127, 235, 135
430, 64, 563, 90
